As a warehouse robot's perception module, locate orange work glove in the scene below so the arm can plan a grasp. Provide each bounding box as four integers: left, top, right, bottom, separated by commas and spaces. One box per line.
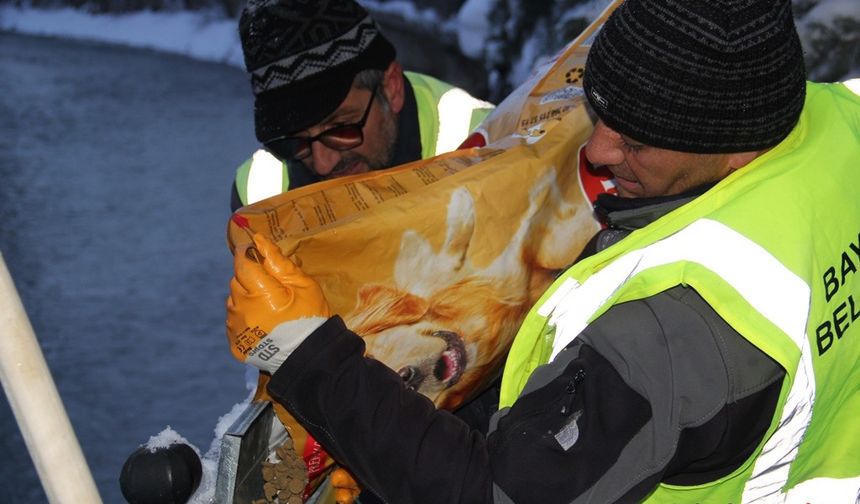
226, 233, 330, 374
330, 467, 362, 504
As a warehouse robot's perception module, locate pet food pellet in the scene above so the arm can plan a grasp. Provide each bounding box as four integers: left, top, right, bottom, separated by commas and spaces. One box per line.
289, 477, 305, 494
262, 466, 275, 481
263, 482, 277, 500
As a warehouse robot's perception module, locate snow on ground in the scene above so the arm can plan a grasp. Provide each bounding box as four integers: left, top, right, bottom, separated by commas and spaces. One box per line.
0, 1, 478, 72
0, 6, 247, 68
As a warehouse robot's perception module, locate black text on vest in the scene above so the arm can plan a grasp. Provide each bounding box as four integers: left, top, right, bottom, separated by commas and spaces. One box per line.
816, 232, 860, 356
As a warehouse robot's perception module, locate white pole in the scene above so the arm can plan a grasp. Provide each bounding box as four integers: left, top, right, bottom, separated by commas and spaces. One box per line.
0, 253, 103, 503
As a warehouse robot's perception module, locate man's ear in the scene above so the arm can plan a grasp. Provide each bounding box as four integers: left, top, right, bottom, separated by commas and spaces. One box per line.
727, 149, 765, 171
382, 61, 405, 114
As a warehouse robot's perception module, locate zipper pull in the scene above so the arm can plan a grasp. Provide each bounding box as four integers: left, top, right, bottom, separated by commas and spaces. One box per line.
560, 369, 586, 416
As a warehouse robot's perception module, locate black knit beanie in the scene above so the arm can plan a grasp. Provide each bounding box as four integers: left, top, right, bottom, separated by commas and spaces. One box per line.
583, 0, 807, 153
239, 0, 396, 143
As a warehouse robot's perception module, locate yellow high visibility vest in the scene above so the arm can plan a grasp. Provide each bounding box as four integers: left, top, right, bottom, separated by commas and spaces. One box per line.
500, 81, 860, 502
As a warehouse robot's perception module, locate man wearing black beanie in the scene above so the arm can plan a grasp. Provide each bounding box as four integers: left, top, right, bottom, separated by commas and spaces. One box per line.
226, 0, 860, 502
230, 0, 493, 212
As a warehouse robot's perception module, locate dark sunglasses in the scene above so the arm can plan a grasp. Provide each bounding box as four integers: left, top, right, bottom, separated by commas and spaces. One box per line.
265, 85, 378, 161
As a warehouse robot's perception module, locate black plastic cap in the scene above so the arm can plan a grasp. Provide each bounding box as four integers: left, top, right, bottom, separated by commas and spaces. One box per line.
119, 443, 202, 504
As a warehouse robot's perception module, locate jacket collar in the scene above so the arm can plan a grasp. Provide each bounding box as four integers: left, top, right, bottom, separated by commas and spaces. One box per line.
579, 183, 714, 259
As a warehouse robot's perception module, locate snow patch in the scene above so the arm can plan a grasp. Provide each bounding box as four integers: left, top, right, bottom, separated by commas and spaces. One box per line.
145, 426, 194, 452
456, 0, 492, 59
803, 0, 858, 24
362, 0, 444, 25
0, 6, 244, 68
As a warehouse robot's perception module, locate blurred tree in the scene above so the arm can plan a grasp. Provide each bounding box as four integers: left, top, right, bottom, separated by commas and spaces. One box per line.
406, 0, 466, 18
18, 0, 858, 89
481, 0, 593, 102
481, 0, 859, 100
803, 17, 860, 81
794, 0, 859, 82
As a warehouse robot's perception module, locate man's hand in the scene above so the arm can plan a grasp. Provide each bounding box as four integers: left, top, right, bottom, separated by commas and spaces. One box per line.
226, 233, 330, 374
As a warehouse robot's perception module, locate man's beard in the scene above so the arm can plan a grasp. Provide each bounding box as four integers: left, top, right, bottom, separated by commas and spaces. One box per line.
327, 109, 399, 178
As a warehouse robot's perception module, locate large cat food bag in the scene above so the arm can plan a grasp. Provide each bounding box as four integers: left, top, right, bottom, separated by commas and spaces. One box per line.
228, 2, 621, 501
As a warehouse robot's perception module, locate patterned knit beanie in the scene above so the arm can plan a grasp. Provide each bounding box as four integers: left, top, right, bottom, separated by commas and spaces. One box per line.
239, 0, 396, 143
583, 0, 807, 153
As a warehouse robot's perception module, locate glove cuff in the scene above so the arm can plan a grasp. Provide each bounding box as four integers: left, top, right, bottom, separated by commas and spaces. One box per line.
246, 316, 328, 374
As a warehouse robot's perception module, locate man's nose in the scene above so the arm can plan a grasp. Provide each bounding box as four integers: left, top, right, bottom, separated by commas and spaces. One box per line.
584, 120, 625, 167
308, 141, 341, 177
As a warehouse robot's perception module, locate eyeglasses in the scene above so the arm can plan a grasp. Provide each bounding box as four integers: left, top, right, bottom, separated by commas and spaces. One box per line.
265, 86, 378, 161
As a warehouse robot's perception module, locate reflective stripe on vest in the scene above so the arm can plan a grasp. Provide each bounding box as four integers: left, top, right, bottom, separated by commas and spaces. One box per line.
407, 71, 493, 159
244, 149, 285, 206
540, 219, 819, 501
544, 219, 809, 359
434, 87, 494, 155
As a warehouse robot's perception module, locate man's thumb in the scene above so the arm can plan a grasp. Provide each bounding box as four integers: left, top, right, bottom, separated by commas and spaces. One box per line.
252, 233, 306, 285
